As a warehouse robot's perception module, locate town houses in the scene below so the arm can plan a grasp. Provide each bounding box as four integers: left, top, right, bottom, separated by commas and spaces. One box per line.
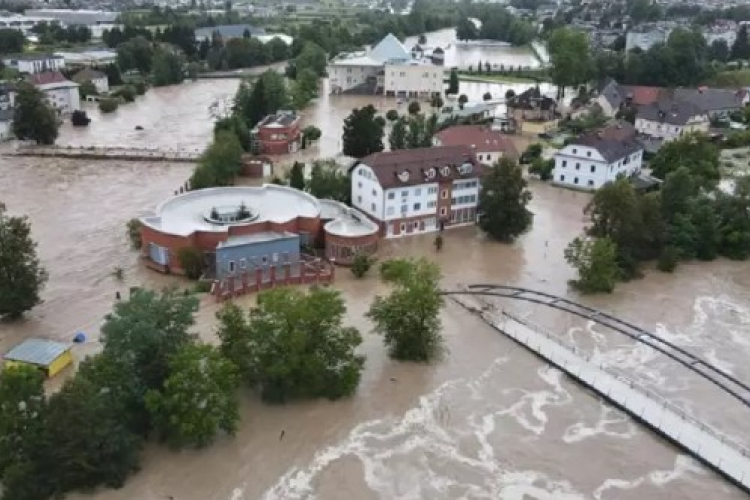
350, 146, 482, 238
250, 111, 302, 155
25, 71, 80, 117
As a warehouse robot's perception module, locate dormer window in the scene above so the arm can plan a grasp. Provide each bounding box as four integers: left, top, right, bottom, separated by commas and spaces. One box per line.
440, 166, 451, 177
398, 171, 410, 183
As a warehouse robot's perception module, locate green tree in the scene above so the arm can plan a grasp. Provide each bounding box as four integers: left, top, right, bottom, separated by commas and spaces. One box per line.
367, 258, 444, 362
0, 28, 25, 55
351, 253, 375, 278
448, 68, 459, 95
190, 130, 244, 189
41, 375, 141, 495
0, 203, 48, 319
342, 105, 384, 158
267, 37, 289, 61
100, 288, 199, 428
217, 287, 364, 403
12, 83, 59, 145
152, 47, 184, 86
116, 36, 154, 74
483, 91, 492, 101
307, 160, 351, 202
528, 158, 554, 180
302, 125, 321, 143
214, 114, 251, 151
649, 133, 720, 188
98, 97, 119, 113
408, 101, 421, 115
478, 159, 533, 242
431, 94, 444, 109
294, 41, 327, 76
386, 109, 399, 121
731, 24, 750, 60
234, 70, 290, 129
289, 161, 306, 190
565, 236, 620, 293
709, 39, 730, 62
78, 80, 98, 99
389, 116, 408, 150
177, 247, 205, 279
458, 94, 468, 108
0, 366, 46, 478
145, 343, 239, 448
660, 167, 698, 223
548, 28, 592, 99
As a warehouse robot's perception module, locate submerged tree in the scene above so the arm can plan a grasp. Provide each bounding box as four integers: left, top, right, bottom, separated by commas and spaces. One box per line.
367, 258, 444, 362
12, 82, 59, 145
341, 105, 384, 158
564, 237, 620, 293
478, 159, 533, 242
0, 202, 48, 319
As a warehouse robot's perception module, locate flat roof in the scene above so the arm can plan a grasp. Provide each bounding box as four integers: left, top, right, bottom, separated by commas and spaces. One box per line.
143, 185, 321, 237
320, 200, 379, 238
4, 338, 70, 367
219, 231, 298, 248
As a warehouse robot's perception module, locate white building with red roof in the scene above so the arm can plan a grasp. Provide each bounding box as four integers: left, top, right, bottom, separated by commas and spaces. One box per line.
433, 124, 519, 165
26, 71, 80, 117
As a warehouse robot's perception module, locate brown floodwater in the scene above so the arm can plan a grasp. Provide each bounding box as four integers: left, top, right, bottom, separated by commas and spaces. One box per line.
1, 63, 749, 500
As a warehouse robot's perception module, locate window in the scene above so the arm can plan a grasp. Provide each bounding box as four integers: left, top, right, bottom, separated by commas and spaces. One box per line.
240, 258, 247, 269
586, 151, 591, 157
413, 221, 420, 229
427, 186, 438, 195
441, 190, 448, 199
388, 192, 395, 200
588, 180, 594, 186
357, 195, 362, 203
575, 163, 580, 170
574, 177, 579, 185
562, 160, 567, 167
400, 223, 406, 232
427, 201, 436, 208
272, 253, 279, 263
358, 182, 362, 188
572, 148, 577, 154
440, 207, 447, 216
413, 203, 421, 210
228, 261, 236, 274
401, 190, 408, 198
415, 188, 421, 196
371, 203, 376, 211
478, 154, 483, 161
386, 206, 395, 216
560, 175, 565, 182
401, 204, 407, 213
590, 165, 596, 173
372, 189, 377, 196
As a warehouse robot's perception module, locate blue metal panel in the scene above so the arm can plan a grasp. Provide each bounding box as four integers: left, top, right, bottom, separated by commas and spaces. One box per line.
215, 235, 300, 280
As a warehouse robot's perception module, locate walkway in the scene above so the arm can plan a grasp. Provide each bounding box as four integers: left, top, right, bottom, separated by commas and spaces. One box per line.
450, 293, 750, 493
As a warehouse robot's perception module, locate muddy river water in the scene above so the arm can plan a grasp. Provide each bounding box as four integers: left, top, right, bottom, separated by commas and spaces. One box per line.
1, 57, 750, 500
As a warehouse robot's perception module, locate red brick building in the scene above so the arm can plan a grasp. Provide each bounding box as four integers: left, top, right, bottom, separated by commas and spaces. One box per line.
349, 146, 484, 238
251, 111, 301, 155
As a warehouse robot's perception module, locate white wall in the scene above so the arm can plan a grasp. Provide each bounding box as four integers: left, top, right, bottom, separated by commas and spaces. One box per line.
635, 116, 710, 142
351, 164, 385, 220
384, 63, 443, 97
43, 86, 80, 116
0, 120, 11, 141
383, 183, 439, 221
553, 144, 644, 190
3, 57, 65, 74
92, 76, 109, 94
328, 64, 380, 92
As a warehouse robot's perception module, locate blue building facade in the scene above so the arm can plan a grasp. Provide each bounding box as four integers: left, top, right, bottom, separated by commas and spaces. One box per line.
215, 232, 300, 280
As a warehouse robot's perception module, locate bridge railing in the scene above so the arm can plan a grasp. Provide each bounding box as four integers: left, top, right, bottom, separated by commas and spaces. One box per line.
468, 297, 750, 459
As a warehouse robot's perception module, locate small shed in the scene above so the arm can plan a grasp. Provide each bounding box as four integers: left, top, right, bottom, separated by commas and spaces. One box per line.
3, 338, 73, 377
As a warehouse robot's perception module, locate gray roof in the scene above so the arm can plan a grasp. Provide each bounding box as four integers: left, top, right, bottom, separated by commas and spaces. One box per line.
599, 78, 624, 110
672, 88, 746, 114
4, 338, 70, 367
219, 231, 297, 248
569, 123, 642, 163
370, 33, 410, 63
637, 99, 705, 126
194, 24, 266, 40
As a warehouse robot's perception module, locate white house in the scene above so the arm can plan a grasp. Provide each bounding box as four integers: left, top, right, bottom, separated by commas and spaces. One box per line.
552, 122, 644, 191
350, 145, 482, 238
635, 99, 710, 142
433, 124, 518, 164
72, 68, 109, 94
0, 83, 13, 141
27, 72, 80, 117
2, 54, 65, 74
329, 33, 444, 98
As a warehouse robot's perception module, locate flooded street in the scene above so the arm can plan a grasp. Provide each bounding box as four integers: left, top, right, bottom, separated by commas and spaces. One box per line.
1, 54, 749, 500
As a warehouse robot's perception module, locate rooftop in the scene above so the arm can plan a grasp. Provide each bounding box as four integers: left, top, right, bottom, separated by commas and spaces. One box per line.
566, 122, 642, 163
72, 67, 106, 82
256, 111, 299, 129
194, 24, 266, 40
357, 145, 482, 189
319, 200, 379, 237
2, 52, 63, 61
638, 99, 706, 126
219, 231, 298, 249
435, 125, 518, 159
4, 338, 70, 367
26, 71, 71, 86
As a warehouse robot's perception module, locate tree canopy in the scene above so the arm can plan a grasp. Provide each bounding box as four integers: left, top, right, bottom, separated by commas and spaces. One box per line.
12, 83, 59, 145
190, 129, 245, 189
548, 28, 592, 98
0, 202, 48, 319
649, 133, 720, 189
342, 105, 385, 158
216, 288, 364, 403
478, 159, 533, 242
367, 258, 444, 362
151, 46, 184, 86
565, 237, 620, 293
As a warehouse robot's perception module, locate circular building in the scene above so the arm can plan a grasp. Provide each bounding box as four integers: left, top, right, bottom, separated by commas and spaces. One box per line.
140, 185, 380, 284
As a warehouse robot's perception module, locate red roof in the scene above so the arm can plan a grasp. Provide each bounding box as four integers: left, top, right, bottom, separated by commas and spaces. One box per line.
621, 85, 663, 106
435, 125, 518, 160
25, 71, 69, 86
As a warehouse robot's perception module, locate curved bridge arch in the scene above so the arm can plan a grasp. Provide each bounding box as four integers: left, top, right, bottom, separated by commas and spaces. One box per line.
442, 285, 750, 409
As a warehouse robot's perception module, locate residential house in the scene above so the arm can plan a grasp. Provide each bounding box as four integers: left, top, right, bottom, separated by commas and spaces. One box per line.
328, 33, 444, 99
2, 53, 65, 75
26, 72, 80, 117
0, 83, 14, 141
625, 25, 672, 52
433, 125, 518, 164
552, 122, 644, 191
671, 87, 748, 120
635, 99, 710, 142
438, 100, 499, 124
350, 145, 482, 238
596, 79, 662, 117
506, 86, 558, 135
72, 68, 109, 94
250, 111, 301, 155
194, 24, 266, 42
56, 49, 117, 67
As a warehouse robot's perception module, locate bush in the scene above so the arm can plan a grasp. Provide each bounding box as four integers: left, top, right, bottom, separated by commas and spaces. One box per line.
113, 85, 136, 103
177, 247, 205, 280
658, 246, 680, 273
483, 92, 492, 101
529, 158, 554, 180
126, 218, 142, 250
351, 253, 375, 278
386, 109, 399, 121
99, 98, 119, 113
134, 81, 147, 95
193, 281, 212, 293
71, 110, 90, 127
407, 101, 421, 115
